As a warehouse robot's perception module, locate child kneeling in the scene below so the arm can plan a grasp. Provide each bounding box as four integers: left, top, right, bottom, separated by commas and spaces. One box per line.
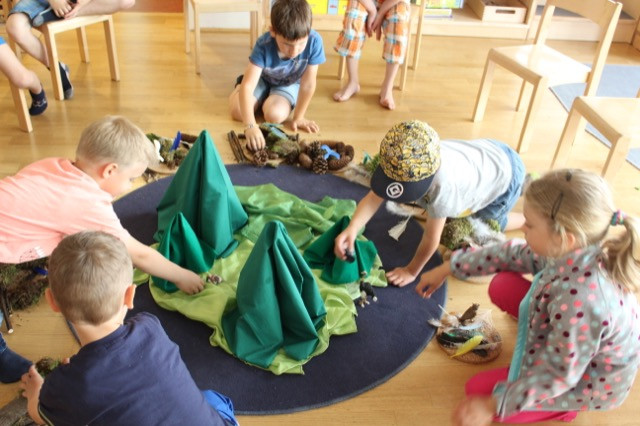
20, 231, 237, 425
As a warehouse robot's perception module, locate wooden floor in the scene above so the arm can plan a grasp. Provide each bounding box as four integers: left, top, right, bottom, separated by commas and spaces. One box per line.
1, 12, 640, 426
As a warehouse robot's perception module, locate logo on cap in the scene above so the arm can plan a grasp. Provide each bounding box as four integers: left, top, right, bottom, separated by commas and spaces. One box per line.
386, 182, 404, 199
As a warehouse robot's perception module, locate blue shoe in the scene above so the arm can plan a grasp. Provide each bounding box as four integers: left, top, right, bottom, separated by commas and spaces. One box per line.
29, 87, 48, 116
59, 62, 74, 100
31, 7, 59, 27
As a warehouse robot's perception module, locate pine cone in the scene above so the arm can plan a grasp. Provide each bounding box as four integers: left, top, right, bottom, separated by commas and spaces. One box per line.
307, 141, 323, 159
252, 149, 269, 167
312, 156, 328, 174
285, 150, 299, 164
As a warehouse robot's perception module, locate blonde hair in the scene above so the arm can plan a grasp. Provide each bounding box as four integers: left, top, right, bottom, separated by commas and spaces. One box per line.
76, 115, 157, 168
48, 231, 133, 325
525, 168, 640, 292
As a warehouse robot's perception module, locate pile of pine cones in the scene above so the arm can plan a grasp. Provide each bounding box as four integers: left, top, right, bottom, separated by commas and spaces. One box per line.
298, 140, 354, 174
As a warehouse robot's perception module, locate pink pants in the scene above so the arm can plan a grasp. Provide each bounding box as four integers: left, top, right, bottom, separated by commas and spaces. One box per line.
463, 272, 578, 423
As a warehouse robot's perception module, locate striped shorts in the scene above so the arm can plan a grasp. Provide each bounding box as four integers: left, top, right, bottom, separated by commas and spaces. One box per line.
334, 0, 410, 64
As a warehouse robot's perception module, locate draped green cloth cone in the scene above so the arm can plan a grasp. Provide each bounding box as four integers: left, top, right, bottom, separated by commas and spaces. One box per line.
222, 221, 327, 368
303, 216, 378, 284
155, 130, 248, 258
153, 212, 214, 293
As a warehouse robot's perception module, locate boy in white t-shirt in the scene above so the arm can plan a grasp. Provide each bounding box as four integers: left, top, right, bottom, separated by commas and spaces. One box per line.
334, 120, 526, 287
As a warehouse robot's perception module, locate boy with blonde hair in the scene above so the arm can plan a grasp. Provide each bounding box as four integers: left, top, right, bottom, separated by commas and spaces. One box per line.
20, 231, 236, 425
228, 0, 326, 151
0, 115, 204, 295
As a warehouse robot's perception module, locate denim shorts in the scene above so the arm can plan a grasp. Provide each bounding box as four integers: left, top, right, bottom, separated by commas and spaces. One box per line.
473, 140, 525, 230
253, 77, 299, 109
9, 0, 50, 20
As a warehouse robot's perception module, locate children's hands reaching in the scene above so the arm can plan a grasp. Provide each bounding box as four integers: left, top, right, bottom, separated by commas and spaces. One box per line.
244, 125, 265, 151
290, 118, 319, 134
451, 396, 496, 426
175, 270, 205, 295
371, 14, 384, 41
415, 261, 451, 298
385, 267, 418, 287
334, 228, 357, 261
365, 9, 378, 37
20, 365, 43, 402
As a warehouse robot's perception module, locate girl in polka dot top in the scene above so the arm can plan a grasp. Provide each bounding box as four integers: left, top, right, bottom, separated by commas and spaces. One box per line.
416, 168, 640, 426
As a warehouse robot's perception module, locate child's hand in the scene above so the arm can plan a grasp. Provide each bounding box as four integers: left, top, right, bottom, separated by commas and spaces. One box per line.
385, 267, 417, 287
290, 118, 319, 134
65, 0, 89, 19
371, 14, 384, 41
334, 229, 356, 260
451, 396, 496, 426
245, 125, 265, 151
415, 261, 450, 298
175, 270, 205, 295
365, 9, 378, 37
20, 365, 43, 401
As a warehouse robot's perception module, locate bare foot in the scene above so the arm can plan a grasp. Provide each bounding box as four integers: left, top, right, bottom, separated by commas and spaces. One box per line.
333, 83, 360, 102
379, 92, 395, 110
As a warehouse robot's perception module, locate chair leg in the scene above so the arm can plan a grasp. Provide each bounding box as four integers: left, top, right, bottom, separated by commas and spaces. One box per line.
250, 10, 257, 48
184, 0, 191, 53
516, 78, 547, 153
76, 26, 90, 63
516, 80, 530, 112
397, 29, 411, 91
472, 57, 496, 122
337, 55, 346, 81
194, 4, 201, 75
551, 104, 584, 170
103, 17, 120, 82
9, 82, 32, 133
602, 135, 630, 183
42, 28, 64, 101
410, 1, 425, 71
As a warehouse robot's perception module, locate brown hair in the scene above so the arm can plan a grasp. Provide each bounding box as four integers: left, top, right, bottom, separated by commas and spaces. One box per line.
76, 115, 156, 169
525, 169, 640, 292
270, 0, 312, 41
48, 231, 133, 325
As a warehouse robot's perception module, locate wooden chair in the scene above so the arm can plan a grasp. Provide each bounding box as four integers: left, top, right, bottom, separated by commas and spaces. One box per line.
184, 0, 263, 75
550, 88, 640, 183
9, 79, 32, 133
337, 0, 427, 91
471, 0, 622, 153
5, 0, 120, 101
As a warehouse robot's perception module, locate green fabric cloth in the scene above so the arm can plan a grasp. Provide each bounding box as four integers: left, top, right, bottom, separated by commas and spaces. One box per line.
303, 216, 378, 284
148, 182, 388, 374
155, 130, 247, 258
221, 221, 326, 368
234, 184, 357, 249
153, 213, 215, 293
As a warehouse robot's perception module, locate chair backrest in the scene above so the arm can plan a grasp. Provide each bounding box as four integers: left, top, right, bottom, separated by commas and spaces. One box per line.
534, 0, 622, 96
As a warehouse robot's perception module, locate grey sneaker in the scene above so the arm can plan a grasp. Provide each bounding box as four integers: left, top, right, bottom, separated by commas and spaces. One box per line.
59, 62, 74, 100
31, 7, 58, 27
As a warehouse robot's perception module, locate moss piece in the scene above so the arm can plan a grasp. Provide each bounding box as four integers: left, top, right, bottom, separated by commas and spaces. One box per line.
440, 217, 474, 251
35, 357, 61, 378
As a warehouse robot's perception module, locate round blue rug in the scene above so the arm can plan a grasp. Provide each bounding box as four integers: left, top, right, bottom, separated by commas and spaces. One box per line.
115, 164, 446, 415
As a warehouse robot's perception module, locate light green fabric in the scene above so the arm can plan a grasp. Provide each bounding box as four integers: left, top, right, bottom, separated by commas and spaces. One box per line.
303, 216, 378, 284
147, 181, 388, 374
155, 130, 248, 258
153, 212, 215, 293
222, 221, 326, 368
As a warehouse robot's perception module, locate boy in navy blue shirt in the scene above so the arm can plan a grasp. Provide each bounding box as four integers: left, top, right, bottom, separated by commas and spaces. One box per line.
229, 0, 326, 151
20, 231, 237, 425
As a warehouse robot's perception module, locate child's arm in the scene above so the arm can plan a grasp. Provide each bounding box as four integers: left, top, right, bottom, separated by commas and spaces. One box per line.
21, 365, 45, 425
386, 215, 447, 287
289, 64, 320, 133
334, 190, 384, 260
238, 62, 266, 151
124, 236, 205, 295
49, 0, 73, 19
370, 0, 403, 39
357, 0, 378, 36
415, 259, 450, 298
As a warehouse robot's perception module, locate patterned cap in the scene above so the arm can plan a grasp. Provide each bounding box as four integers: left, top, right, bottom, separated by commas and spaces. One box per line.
370, 121, 440, 202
